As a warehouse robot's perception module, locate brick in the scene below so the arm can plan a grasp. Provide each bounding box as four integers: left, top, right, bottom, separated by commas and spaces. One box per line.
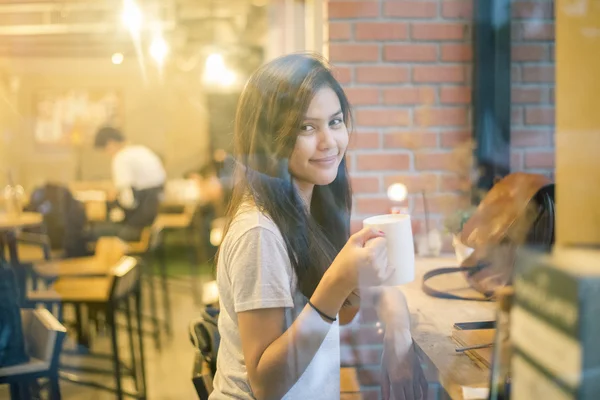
522, 65, 555, 83
511, 129, 551, 147
340, 326, 385, 346
329, 44, 379, 62
356, 22, 408, 41
440, 86, 471, 104
525, 151, 555, 169
355, 109, 411, 127
356, 367, 381, 386
350, 176, 380, 194
384, 131, 438, 149
383, 44, 437, 62
415, 107, 468, 127
349, 131, 380, 150
356, 66, 410, 83
512, 87, 545, 104
345, 88, 380, 106
329, 22, 352, 40
512, 65, 522, 82
384, 1, 438, 18
356, 197, 393, 215
334, 66, 352, 84
440, 130, 471, 147
512, 2, 554, 19
549, 87, 555, 104
439, 173, 471, 191
512, 107, 524, 125
521, 22, 555, 41
413, 65, 465, 83
412, 193, 470, 214
415, 151, 458, 171
511, 24, 523, 41
442, 1, 473, 19
441, 44, 472, 61
357, 153, 410, 171
328, 2, 379, 19
525, 107, 555, 125
382, 87, 436, 105
511, 150, 524, 171
340, 345, 383, 367
412, 22, 466, 41
383, 173, 438, 192
350, 219, 362, 234
512, 44, 548, 61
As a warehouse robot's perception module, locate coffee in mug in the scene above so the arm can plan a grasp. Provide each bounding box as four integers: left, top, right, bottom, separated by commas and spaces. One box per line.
363, 214, 415, 285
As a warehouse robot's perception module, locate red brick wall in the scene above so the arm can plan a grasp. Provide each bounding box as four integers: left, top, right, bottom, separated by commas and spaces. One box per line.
328, 0, 474, 242
510, 0, 556, 177
327, 1, 555, 398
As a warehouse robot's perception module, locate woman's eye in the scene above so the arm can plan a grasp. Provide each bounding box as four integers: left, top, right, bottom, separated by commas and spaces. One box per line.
300, 124, 315, 133
330, 118, 343, 128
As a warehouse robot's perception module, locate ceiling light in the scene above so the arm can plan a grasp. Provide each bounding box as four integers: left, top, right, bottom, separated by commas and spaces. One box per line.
149, 36, 169, 65
122, 0, 142, 34
203, 53, 236, 87
112, 53, 124, 65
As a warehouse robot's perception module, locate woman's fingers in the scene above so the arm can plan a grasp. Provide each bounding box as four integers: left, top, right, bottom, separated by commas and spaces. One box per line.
352, 227, 385, 246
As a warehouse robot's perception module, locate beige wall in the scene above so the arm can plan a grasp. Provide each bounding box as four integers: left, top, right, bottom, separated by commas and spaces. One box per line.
0, 57, 210, 191
555, 0, 600, 245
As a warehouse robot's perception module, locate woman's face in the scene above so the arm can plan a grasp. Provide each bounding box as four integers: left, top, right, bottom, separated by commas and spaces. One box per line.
288, 86, 349, 189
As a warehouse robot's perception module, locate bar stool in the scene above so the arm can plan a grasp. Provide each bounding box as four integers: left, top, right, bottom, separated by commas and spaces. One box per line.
125, 225, 172, 344
27, 256, 147, 400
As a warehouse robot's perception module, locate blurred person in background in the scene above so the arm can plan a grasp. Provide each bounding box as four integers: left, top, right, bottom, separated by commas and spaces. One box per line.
210, 53, 426, 400
93, 126, 166, 241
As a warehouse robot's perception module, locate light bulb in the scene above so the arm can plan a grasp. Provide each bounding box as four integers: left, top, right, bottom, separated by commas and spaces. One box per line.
149, 36, 169, 65
112, 53, 124, 65
387, 183, 408, 202
122, 0, 142, 34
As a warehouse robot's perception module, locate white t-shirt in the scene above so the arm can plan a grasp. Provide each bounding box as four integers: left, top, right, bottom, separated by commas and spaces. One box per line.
112, 145, 166, 191
210, 206, 340, 400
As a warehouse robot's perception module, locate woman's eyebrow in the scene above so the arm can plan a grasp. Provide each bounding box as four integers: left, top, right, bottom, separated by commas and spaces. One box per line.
303, 110, 343, 121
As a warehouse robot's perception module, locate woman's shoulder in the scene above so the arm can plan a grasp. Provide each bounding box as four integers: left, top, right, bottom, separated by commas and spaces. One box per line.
225, 203, 283, 245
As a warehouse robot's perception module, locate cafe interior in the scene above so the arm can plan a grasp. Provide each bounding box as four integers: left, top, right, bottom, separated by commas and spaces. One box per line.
0, 0, 599, 399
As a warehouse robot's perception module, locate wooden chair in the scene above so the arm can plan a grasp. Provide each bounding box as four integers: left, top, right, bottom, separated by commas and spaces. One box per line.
27, 256, 147, 400
155, 203, 202, 303
0, 308, 67, 400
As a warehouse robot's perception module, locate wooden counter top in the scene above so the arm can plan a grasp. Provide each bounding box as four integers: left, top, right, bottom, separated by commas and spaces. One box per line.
404, 256, 495, 399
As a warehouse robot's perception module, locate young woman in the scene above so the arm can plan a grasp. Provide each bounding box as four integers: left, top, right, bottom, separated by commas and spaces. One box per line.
210, 53, 426, 400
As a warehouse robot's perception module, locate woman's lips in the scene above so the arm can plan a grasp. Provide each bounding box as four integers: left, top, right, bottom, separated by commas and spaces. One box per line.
309, 155, 338, 167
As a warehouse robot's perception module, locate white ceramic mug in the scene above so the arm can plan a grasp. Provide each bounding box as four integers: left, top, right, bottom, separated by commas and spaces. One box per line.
363, 214, 415, 285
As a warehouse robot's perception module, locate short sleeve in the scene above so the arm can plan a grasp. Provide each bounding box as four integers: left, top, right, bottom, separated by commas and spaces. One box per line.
226, 226, 294, 313
112, 153, 133, 190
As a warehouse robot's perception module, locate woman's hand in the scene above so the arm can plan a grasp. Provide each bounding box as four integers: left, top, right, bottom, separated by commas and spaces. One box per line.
381, 330, 428, 400
329, 227, 394, 291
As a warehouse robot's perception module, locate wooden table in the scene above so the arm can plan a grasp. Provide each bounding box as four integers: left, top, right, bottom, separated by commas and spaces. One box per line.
0, 212, 43, 231
405, 256, 495, 399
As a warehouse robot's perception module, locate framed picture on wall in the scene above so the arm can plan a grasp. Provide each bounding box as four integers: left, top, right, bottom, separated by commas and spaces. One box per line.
33, 88, 124, 148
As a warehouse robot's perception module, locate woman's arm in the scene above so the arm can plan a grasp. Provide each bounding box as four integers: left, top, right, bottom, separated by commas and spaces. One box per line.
238, 269, 352, 400
237, 228, 389, 400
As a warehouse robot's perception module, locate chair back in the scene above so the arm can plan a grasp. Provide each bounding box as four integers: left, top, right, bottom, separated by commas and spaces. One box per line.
108, 256, 141, 303
21, 308, 66, 369
95, 237, 129, 266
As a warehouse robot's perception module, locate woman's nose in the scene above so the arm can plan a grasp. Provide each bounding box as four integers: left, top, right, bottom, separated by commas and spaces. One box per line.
318, 127, 337, 151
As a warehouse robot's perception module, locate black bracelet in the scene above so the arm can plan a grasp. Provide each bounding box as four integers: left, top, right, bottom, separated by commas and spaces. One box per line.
307, 299, 336, 323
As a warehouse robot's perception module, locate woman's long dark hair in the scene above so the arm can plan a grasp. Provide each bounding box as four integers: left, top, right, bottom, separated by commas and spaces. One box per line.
221, 53, 353, 298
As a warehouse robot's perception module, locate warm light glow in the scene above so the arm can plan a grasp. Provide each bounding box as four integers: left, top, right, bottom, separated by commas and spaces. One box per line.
112, 53, 124, 65
149, 36, 169, 65
203, 53, 236, 87
122, 0, 142, 34
387, 183, 408, 202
